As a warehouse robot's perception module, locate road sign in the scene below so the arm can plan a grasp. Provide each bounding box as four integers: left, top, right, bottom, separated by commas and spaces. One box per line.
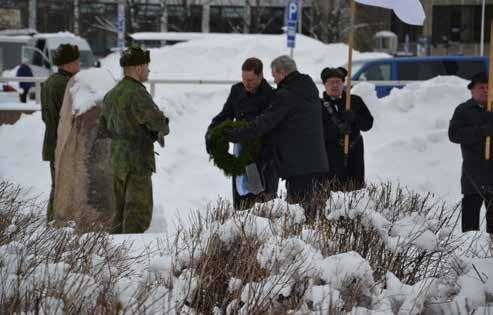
117, 3, 125, 54
287, 0, 298, 49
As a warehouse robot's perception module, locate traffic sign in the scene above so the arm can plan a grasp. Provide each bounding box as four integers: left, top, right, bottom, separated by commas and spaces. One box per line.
287, 0, 299, 49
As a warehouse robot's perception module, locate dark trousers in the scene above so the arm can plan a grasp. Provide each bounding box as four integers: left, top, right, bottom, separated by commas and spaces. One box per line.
19, 89, 28, 103
286, 174, 329, 221
462, 193, 493, 233
47, 161, 55, 222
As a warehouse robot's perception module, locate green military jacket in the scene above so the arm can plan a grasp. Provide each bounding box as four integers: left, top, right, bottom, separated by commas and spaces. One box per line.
100, 76, 170, 175
41, 69, 74, 161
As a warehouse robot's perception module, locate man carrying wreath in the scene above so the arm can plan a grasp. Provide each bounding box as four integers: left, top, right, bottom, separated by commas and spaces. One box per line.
205, 57, 277, 210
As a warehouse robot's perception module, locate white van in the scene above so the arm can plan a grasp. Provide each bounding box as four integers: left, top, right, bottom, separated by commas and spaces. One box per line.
21, 33, 99, 77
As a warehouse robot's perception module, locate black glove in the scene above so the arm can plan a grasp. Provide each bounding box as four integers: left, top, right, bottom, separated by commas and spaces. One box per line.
205, 131, 213, 155
341, 110, 356, 124
336, 121, 351, 135
224, 128, 241, 143
480, 124, 493, 137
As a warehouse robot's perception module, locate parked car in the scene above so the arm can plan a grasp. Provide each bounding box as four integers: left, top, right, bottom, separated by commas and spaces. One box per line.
349, 56, 489, 98
21, 33, 99, 77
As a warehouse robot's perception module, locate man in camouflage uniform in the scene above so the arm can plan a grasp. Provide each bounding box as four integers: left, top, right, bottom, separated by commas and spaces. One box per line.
100, 47, 170, 234
41, 44, 80, 222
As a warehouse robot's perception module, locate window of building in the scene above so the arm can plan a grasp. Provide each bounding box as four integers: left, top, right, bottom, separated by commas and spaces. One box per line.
250, 6, 284, 34
432, 5, 492, 44
167, 5, 202, 32
210, 6, 244, 33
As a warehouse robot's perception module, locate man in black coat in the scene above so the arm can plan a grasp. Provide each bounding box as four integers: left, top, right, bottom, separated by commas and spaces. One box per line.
320, 67, 373, 191
224, 55, 329, 220
449, 72, 493, 242
205, 57, 277, 210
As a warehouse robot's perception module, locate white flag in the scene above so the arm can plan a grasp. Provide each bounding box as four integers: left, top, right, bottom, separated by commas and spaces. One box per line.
355, 0, 425, 26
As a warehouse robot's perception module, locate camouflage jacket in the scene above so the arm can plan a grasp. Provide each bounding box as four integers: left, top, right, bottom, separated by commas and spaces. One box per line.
41, 69, 74, 161
100, 76, 170, 175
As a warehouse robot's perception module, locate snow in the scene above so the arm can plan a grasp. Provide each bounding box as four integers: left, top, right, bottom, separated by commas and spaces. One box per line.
1, 32, 493, 313
0, 33, 472, 235
70, 68, 116, 115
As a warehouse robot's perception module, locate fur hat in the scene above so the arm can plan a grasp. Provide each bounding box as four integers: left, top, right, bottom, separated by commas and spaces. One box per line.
53, 44, 80, 66
321, 67, 348, 83
120, 47, 150, 67
467, 72, 488, 90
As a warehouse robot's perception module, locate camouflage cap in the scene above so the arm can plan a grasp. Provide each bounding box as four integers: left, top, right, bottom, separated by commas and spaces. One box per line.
53, 44, 80, 66
120, 47, 150, 67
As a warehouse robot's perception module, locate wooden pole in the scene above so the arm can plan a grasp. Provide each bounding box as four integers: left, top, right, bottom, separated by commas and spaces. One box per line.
344, 0, 356, 155
486, 21, 493, 160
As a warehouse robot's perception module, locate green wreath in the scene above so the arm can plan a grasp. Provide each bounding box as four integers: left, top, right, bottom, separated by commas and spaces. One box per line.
209, 120, 262, 177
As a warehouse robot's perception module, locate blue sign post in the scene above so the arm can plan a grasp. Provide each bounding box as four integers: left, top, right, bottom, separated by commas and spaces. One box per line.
286, 0, 299, 57
117, 2, 125, 55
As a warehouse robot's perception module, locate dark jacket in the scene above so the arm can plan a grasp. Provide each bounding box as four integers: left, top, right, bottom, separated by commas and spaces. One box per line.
230, 71, 329, 179
207, 79, 277, 196
449, 98, 493, 194
321, 91, 373, 190
41, 69, 74, 161
16, 64, 34, 91
208, 79, 274, 129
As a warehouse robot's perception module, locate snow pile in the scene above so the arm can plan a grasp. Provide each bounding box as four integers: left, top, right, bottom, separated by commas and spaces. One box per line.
70, 68, 116, 115
102, 33, 389, 82
140, 185, 493, 314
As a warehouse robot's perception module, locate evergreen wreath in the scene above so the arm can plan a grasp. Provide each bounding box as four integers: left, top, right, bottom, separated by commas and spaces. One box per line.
209, 120, 262, 177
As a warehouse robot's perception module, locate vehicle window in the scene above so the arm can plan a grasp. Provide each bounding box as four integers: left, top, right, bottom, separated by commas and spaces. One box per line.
398, 61, 446, 80
454, 61, 486, 80
359, 63, 391, 81
32, 39, 46, 67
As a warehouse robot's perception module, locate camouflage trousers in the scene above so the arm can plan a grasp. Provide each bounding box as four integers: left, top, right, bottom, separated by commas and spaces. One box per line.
112, 171, 153, 234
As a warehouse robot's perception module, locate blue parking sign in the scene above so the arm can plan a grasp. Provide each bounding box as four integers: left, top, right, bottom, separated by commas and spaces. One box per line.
287, 0, 298, 49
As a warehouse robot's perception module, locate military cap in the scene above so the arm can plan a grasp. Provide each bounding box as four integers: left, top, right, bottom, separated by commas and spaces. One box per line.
321, 67, 348, 83
467, 72, 489, 90
53, 44, 80, 66
120, 47, 151, 67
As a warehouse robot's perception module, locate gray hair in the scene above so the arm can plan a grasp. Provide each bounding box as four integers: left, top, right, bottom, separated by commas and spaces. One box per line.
270, 55, 297, 74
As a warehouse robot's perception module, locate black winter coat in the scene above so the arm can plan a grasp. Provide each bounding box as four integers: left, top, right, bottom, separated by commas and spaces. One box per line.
449, 98, 493, 194
207, 79, 277, 195
208, 79, 274, 129
321, 91, 373, 190
230, 71, 329, 179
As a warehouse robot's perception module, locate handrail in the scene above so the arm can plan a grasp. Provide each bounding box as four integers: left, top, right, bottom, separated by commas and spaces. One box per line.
0, 76, 418, 106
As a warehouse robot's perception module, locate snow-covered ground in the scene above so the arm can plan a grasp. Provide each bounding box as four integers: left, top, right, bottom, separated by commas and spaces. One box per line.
0, 33, 474, 235
2, 33, 493, 314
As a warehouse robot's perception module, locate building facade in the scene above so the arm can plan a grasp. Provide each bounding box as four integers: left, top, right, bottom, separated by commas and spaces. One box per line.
0, 0, 491, 56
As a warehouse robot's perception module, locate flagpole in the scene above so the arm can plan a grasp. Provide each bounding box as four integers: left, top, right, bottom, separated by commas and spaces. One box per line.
480, 0, 486, 56
344, 0, 356, 156
486, 20, 493, 160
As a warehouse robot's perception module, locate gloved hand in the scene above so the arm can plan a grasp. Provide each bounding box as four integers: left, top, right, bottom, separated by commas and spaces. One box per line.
157, 131, 165, 148
341, 110, 356, 124
223, 127, 241, 143
336, 121, 351, 136
480, 124, 493, 137
205, 131, 213, 154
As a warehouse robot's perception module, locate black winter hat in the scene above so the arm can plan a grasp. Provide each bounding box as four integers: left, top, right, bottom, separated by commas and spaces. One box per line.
53, 44, 80, 66
120, 47, 150, 67
467, 72, 489, 90
321, 66, 348, 83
